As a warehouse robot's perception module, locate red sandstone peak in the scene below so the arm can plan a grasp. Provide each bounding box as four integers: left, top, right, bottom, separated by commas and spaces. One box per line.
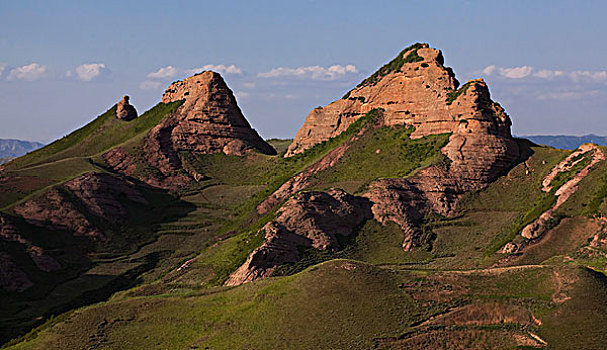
155, 70, 275, 156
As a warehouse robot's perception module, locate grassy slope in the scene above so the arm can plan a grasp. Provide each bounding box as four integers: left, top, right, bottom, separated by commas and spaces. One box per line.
6, 101, 183, 170
176, 122, 450, 287
0, 101, 183, 210
9, 261, 607, 350
5, 111, 607, 349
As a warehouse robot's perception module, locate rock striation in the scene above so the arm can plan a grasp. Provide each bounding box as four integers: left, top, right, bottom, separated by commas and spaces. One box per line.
263, 44, 519, 217
138, 71, 275, 187
151, 71, 275, 156
116, 95, 138, 121
226, 189, 371, 285
13, 172, 148, 242
285, 43, 519, 191
229, 43, 522, 286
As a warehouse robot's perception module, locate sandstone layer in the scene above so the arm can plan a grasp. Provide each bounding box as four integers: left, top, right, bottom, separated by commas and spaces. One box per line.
226, 189, 371, 285
521, 144, 605, 240
137, 71, 275, 187
229, 44, 522, 286
152, 71, 274, 156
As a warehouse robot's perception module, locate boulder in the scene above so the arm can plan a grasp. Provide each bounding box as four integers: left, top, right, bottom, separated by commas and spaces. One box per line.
116, 95, 138, 121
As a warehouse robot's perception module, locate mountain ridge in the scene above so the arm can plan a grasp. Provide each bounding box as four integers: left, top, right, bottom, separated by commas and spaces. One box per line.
523, 134, 607, 150
2, 44, 607, 349
0, 139, 44, 164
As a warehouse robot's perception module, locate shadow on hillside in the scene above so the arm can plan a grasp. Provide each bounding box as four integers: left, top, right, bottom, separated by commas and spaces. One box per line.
0, 181, 196, 346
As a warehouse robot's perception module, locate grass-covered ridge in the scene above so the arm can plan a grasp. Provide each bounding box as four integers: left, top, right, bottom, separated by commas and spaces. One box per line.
6, 100, 183, 169
307, 125, 450, 193
342, 43, 426, 99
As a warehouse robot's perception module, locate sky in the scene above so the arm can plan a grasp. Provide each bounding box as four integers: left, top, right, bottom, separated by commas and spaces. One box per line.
1, 0, 606, 143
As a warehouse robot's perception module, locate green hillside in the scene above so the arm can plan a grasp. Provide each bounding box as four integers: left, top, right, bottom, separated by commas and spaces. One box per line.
0, 101, 183, 210
6, 101, 183, 170
3, 98, 607, 349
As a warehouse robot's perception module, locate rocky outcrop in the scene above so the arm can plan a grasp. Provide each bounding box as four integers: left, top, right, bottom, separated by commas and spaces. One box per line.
0, 252, 33, 292
257, 136, 357, 215
225, 189, 371, 285
230, 44, 522, 286
102, 147, 137, 177
0, 214, 61, 275
14, 188, 104, 240
139, 71, 275, 188
64, 172, 148, 218
521, 144, 605, 240
13, 172, 148, 241
28, 246, 61, 272
116, 95, 138, 121
150, 71, 275, 156
285, 43, 519, 192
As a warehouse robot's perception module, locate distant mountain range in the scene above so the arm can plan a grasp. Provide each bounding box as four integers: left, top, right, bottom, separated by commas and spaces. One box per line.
524, 134, 607, 150
0, 139, 44, 164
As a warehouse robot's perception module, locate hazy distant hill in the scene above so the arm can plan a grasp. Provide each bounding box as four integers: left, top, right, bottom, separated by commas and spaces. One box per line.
0, 139, 44, 163
525, 134, 607, 150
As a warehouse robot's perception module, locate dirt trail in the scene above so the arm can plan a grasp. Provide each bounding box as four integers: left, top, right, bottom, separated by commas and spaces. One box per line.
441, 264, 547, 276
551, 270, 572, 303
521, 144, 605, 240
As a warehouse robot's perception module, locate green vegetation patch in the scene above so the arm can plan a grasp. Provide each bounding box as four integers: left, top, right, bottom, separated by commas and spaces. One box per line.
7, 101, 183, 169
342, 43, 426, 98
307, 124, 450, 192
446, 80, 480, 105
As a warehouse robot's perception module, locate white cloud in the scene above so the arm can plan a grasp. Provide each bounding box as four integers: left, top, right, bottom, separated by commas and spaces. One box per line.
0, 64, 6, 79
482, 65, 496, 75
74, 63, 107, 81
148, 64, 243, 80
499, 66, 533, 79
7, 63, 47, 81
235, 91, 249, 99
481, 65, 607, 83
147, 65, 178, 79
535, 90, 599, 100
258, 64, 359, 80
242, 82, 256, 89
139, 80, 162, 90
533, 69, 564, 79
569, 70, 607, 82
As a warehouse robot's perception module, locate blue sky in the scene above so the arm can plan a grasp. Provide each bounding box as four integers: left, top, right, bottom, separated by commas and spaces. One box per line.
1, 0, 606, 142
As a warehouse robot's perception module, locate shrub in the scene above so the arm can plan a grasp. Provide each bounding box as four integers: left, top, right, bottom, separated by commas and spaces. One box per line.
446, 80, 478, 105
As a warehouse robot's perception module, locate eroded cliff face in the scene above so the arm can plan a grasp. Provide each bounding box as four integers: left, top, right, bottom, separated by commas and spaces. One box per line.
285, 44, 519, 190
137, 71, 275, 187
228, 44, 521, 286
226, 189, 371, 285
152, 71, 274, 156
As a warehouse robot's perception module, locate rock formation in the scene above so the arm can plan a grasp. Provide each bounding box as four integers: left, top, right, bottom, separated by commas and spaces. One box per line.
135, 71, 275, 187
116, 95, 138, 121
13, 172, 148, 242
229, 43, 522, 286
286, 44, 518, 184
521, 144, 605, 240
226, 189, 371, 285
151, 71, 275, 156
